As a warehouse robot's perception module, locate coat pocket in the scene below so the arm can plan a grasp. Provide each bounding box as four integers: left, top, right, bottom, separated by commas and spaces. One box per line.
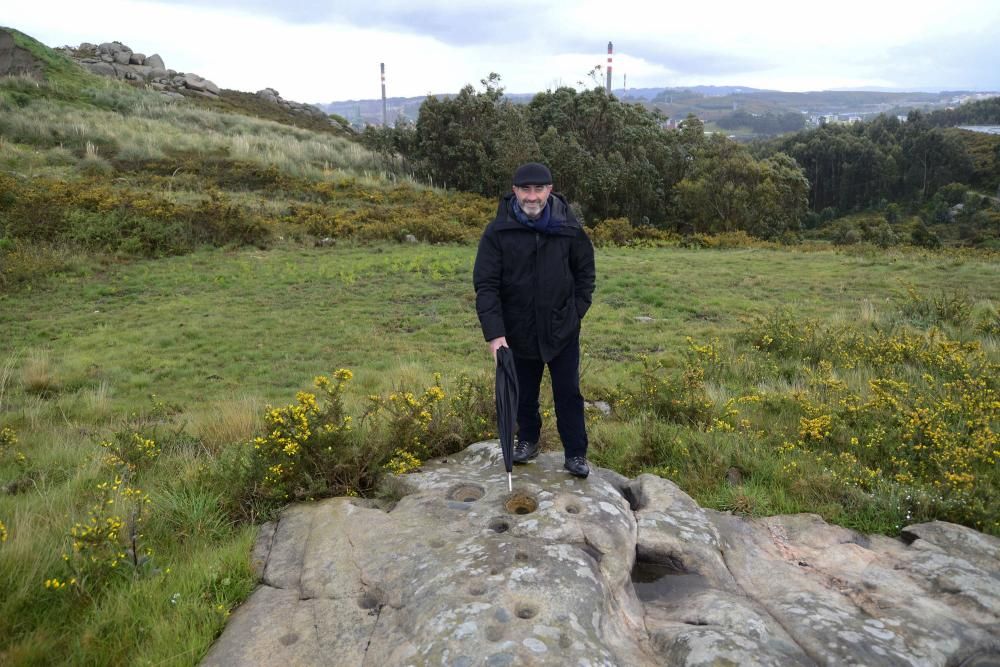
550, 299, 578, 341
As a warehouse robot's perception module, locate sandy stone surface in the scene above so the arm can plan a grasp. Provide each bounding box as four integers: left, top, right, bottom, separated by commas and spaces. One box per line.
202, 442, 1000, 666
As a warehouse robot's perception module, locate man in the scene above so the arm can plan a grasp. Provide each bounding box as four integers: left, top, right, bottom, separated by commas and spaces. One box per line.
473, 162, 596, 478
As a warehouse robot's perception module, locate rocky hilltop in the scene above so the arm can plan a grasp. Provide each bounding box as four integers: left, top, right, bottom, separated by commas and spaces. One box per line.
0, 29, 332, 126
53, 40, 328, 121
203, 442, 1000, 666
56, 40, 219, 98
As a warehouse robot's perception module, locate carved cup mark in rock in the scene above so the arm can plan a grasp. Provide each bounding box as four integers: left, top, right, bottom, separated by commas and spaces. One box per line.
565, 503, 582, 514
487, 517, 510, 533
514, 602, 539, 620
503, 492, 537, 515
356, 591, 382, 610
447, 483, 485, 503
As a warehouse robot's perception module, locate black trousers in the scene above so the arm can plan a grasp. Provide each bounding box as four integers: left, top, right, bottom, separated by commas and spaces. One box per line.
513, 339, 588, 459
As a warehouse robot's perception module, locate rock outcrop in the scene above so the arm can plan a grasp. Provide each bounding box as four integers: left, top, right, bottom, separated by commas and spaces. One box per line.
254, 87, 331, 121
54, 41, 220, 99
203, 442, 1000, 666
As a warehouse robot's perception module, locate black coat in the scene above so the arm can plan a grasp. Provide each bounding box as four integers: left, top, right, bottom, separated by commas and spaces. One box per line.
473, 192, 596, 362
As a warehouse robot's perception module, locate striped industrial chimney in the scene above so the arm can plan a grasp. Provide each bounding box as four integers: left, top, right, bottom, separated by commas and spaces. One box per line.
606, 42, 613, 94
380, 63, 387, 126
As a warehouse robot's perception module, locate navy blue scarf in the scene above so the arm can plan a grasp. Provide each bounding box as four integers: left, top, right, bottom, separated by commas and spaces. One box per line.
509, 196, 559, 234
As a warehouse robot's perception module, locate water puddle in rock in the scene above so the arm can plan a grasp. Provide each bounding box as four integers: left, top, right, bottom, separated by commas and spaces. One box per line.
631, 561, 709, 602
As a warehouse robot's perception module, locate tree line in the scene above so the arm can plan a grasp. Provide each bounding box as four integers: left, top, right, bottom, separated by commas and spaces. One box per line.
363, 75, 808, 239
926, 96, 1000, 127
362, 76, 998, 245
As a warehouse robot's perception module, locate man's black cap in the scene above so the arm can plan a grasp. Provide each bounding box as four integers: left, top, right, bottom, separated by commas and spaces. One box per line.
512, 162, 553, 187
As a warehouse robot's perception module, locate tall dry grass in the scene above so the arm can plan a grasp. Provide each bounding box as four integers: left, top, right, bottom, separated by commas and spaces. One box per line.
190, 395, 264, 454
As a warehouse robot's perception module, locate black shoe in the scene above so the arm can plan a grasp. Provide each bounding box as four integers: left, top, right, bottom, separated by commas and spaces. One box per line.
564, 456, 590, 478
512, 439, 540, 464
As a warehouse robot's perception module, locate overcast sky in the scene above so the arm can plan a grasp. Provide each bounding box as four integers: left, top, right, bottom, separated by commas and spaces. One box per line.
7, 0, 1000, 104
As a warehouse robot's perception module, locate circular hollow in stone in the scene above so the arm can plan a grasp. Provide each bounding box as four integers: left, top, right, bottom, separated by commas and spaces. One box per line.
488, 517, 511, 533
485, 625, 504, 642
468, 582, 487, 596
504, 491, 538, 515
356, 591, 380, 610
447, 483, 486, 503
514, 602, 539, 620
515, 550, 530, 562
428, 538, 446, 548
565, 504, 581, 514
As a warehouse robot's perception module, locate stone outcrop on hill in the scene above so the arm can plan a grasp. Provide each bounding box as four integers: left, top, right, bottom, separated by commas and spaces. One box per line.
202, 442, 1000, 666
1, 29, 334, 124
253, 87, 331, 121
54, 41, 219, 99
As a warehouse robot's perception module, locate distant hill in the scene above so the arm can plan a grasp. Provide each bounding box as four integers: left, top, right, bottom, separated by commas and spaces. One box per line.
320, 85, 999, 136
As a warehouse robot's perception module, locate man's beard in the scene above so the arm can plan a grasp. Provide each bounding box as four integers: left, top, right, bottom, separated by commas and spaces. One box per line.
522, 201, 545, 218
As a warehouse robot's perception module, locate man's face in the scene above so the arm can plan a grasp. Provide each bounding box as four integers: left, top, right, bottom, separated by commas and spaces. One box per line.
513, 184, 553, 219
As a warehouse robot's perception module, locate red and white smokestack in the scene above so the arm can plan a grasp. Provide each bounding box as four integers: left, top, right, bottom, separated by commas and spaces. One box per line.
380, 63, 387, 126
606, 41, 613, 94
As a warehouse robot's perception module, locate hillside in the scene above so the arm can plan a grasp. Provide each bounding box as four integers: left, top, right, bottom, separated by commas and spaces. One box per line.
0, 27, 494, 289
0, 27, 356, 137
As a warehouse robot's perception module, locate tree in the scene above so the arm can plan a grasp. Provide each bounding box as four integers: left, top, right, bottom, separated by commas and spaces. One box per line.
412, 74, 538, 196
674, 138, 809, 238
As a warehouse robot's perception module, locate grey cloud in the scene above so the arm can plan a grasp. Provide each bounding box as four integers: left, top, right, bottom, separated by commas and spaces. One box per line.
560, 35, 774, 77
154, 0, 538, 44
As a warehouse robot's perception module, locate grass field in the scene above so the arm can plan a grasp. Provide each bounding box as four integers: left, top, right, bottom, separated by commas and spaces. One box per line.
1, 241, 998, 664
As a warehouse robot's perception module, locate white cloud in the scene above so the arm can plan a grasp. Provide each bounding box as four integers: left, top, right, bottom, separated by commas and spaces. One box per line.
5, 0, 1000, 102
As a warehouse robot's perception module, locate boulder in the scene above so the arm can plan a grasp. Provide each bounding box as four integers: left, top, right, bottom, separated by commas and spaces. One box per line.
144, 53, 165, 69
112, 50, 131, 65
183, 73, 206, 92
129, 52, 145, 65
202, 443, 1000, 666
84, 61, 117, 77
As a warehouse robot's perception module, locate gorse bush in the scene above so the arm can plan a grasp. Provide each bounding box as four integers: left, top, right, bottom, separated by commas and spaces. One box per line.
233, 369, 496, 514
0, 169, 494, 262
48, 473, 155, 597
738, 310, 999, 531
46, 427, 161, 598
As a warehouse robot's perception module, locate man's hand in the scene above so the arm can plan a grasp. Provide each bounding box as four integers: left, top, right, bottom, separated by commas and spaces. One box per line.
489, 336, 509, 362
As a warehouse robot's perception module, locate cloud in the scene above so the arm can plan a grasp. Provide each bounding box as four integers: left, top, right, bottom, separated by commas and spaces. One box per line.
152, 0, 541, 44
6, 0, 1000, 100
882, 26, 1000, 90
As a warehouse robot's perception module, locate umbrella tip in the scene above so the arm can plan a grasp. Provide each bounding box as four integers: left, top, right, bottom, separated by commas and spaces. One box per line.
507, 472, 512, 492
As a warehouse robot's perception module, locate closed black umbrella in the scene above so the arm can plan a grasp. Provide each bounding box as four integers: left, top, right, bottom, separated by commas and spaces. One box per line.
495, 346, 519, 492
